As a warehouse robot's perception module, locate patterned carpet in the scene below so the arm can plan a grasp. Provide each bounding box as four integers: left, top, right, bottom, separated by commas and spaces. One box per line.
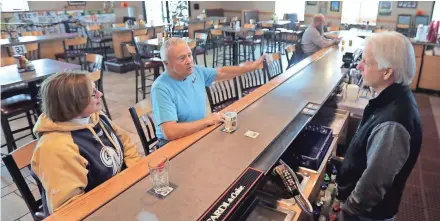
396, 93, 440, 221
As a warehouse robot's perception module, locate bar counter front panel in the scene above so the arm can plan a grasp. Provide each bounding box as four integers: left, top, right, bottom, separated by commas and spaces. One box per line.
84, 45, 347, 221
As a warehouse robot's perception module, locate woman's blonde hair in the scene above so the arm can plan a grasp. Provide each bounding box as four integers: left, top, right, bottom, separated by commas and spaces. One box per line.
40, 71, 92, 122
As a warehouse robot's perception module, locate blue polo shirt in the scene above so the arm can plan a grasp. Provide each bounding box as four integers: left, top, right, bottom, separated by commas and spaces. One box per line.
151, 65, 218, 141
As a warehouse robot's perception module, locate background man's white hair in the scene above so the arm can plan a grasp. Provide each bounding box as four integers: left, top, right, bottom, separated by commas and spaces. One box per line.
365, 31, 415, 85
160, 37, 188, 62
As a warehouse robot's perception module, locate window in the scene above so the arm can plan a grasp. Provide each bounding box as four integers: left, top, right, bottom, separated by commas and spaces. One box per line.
275, 0, 305, 21
1, 0, 29, 12
144, 0, 164, 24
432, 1, 440, 21
341, 0, 379, 25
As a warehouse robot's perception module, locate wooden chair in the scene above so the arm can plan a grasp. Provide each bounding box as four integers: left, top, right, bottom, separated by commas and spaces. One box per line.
238, 63, 267, 97
82, 53, 111, 119
285, 44, 296, 68
2, 140, 46, 220
194, 32, 208, 67
8, 43, 41, 60
205, 20, 214, 29
55, 37, 88, 64
21, 31, 43, 36
85, 25, 112, 61
264, 53, 283, 80
126, 44, 161, 102
129, 100, 158, 155
1, 32, 9, 39
206, 79, 239, 113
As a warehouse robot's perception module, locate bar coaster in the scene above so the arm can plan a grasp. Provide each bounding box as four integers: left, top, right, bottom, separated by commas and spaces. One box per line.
147, 183, 178, 199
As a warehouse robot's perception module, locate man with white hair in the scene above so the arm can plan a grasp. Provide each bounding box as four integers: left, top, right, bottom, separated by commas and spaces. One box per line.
336, 32, 422, 221
151, 37, 264, 146
301, 13, 340, 55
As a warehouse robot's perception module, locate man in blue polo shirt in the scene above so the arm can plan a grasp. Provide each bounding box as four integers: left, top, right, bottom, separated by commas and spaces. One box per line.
151, 37, 264, 146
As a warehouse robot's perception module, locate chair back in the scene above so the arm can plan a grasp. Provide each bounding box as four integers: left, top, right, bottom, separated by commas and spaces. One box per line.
133, 29, 148, 37
238, 63, 267, 95
129, 100, 157, 155
285, 45, 296, 65
84, 53, 103, 72
219, 18, 227, 23
188, 40, 197, 50
133, 35, 152, 55
86, 25, 102, 32
21, 31, 43, 36
112, 23, 126, 28
264, 53, 283, 80
63, 37, 88, 52
244, 24, 255, 29
206, 79, 239, 112
1, 57, 16, 67
1, 32, 8, 39
231, 17, 238, 22
2, 140, 45, 220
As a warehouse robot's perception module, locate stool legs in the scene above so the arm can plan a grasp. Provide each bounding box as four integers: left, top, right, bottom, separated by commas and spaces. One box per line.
1, 114, 17, 153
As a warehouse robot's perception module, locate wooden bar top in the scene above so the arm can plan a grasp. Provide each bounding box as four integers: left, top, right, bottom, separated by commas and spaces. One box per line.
0, 59, 81, 87
45, 42, 353, 221
0, 33, 78, 47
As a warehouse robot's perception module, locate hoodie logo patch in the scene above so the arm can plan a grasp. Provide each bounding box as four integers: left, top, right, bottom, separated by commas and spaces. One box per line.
100, 146, 123, 176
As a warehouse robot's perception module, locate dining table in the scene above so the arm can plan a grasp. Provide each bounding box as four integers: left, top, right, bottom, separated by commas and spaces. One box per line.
0, 59, 81, 101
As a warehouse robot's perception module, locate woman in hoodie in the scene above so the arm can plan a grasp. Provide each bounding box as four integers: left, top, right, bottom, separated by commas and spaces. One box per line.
31, 71, 141, 215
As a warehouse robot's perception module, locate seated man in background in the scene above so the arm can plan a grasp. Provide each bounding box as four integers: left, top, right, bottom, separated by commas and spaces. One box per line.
302, 13, 340, 55
337, 32, 422, 221
152, 37, 264, 147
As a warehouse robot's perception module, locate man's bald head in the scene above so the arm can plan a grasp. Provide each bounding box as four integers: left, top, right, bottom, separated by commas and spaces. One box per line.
312, 13, 326, 27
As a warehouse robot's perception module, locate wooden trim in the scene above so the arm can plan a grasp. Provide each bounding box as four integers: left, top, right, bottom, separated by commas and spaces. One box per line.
45, 47, 335, 221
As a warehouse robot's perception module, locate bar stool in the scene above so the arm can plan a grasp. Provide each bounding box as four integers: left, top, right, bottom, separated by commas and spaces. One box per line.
133, 35, 161, 59
194, 32, 208, 67
85, 25, 112, 62
126, 44, 162, 102
3, 140, 46, 220
1, 57, 38, 153
82, 53, 112, 119
238, 63, 267, 97
211, 29, 233, 67
172, 25, 186, 37
238, 29, 264, 62
262, 23, 281, 53
206, 79, 239, 112
55, 37, 88, 65
129, 99, 158, 156
264, 53, 283, 80
285, 45, 296, 69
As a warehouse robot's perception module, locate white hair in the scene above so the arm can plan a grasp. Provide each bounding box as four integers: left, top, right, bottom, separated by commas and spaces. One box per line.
365, 31, 416, 85
160, 37, 188, 62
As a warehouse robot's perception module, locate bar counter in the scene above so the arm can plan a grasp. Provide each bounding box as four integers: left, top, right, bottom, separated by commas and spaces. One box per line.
44, 38, 364, 221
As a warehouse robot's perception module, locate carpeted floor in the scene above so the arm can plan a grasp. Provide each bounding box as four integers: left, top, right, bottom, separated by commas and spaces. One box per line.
396, 93, 440, 221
